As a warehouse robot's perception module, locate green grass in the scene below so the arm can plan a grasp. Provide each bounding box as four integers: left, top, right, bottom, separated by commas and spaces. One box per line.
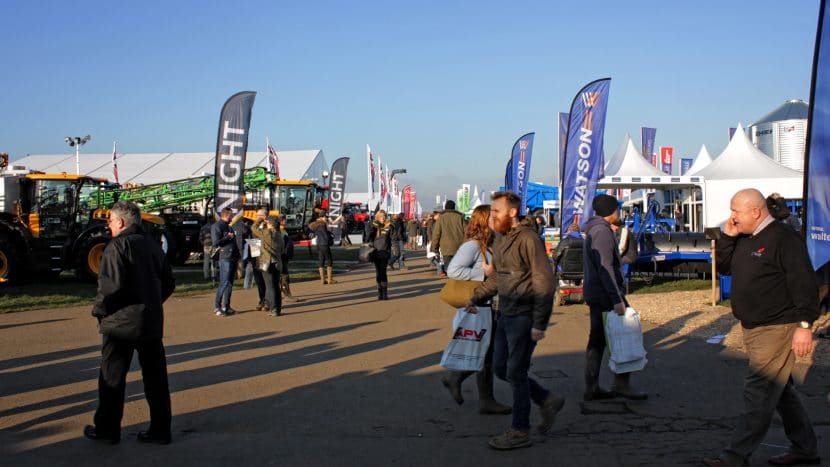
0, 246, 356, 313
627, 277, 712, 294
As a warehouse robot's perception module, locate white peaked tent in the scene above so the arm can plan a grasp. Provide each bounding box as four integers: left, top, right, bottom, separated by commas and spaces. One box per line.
686, 144, 713, 176
699, 123, 803, 227
603, 134, 663, 177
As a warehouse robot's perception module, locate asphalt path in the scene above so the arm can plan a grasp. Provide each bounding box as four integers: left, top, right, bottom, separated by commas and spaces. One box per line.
0, 255, 827, 466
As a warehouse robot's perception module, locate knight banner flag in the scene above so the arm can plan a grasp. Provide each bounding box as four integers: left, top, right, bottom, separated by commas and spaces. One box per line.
805, 0, 830, 271
560, 78, 611, 230
214, 91, 256, 219
507, 133, 535, 216
327, 157, 349, 243
641, 127, 656, 162
558, 112, 569, 181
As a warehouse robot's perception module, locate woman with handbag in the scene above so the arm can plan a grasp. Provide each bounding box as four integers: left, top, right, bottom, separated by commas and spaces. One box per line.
252, 216, 284, 316
366, 210, 392, 300
440, 205, 511, 415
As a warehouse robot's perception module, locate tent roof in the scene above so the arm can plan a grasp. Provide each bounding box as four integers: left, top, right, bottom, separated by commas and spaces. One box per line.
686, 144, 713, 176
752, 99, 809, 125
604, 134, 663, 177
694, 123, 802, 180
12, 150, 324, 185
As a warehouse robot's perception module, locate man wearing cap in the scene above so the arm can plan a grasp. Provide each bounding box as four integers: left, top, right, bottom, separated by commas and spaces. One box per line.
582, 194, 647, 401
703, 188, 820, 467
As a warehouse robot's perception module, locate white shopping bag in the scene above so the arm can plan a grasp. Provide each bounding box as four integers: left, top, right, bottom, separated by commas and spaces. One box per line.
416, 236, 424, 247
440, 307, 492, 372
426, 242, 436, 259
245, 239, 262, 258
603, 307, 647, 373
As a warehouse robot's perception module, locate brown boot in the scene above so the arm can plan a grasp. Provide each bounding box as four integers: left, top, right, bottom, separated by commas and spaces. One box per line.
583, 348, 615, 401
441, 371, 472, 405
612, 372, 648, 400
281, 275, 301, 302
318, 267, 326, 285
326, 266, 337, 284
476, 368, 511, 415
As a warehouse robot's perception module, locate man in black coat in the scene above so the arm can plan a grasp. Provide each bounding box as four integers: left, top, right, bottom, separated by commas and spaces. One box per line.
85, 202, 175, 445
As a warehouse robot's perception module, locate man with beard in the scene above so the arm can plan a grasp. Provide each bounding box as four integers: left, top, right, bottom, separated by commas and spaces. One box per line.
466, 191, 562, 450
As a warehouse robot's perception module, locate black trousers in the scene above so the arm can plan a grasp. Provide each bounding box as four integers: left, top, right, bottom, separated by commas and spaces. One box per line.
94, 334, 171, 436
318, 245, 333, 267
252, 266, 266, 304
261, 264, 282, 312
586, 302, 607, 353
373, 250, 390, 283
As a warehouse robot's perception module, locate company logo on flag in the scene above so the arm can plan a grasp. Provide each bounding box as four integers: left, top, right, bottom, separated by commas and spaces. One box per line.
506, 133, 535, 216
560, 78, 611, 230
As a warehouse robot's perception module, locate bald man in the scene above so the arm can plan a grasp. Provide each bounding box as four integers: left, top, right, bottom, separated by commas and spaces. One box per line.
703, 189, 820, 467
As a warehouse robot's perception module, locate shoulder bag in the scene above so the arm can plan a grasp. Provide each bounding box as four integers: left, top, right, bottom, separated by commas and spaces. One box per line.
438, 243, 488, 308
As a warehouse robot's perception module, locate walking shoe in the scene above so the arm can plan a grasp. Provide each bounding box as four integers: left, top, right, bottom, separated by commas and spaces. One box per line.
488, 428, 531, 450
255, 304, 266, 311
83, 425, 120, 445
536, 393, 565, 434
223, 307, 236, 316
137, 430, 171, 445
214, 308, 225, 317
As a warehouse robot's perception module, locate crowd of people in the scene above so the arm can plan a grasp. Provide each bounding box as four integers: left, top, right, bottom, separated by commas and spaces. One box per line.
83, 188, 825, 465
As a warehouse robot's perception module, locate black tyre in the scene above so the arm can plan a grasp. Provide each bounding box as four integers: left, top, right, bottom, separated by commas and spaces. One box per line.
0, 236, 21, 284
75, 236, 109, 282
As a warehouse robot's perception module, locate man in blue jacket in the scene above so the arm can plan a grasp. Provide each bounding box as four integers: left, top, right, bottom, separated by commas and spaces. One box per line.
583, 194, 647, 401
212, 207, 240, 316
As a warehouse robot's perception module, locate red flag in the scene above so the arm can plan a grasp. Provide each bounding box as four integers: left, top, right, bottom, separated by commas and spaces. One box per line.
267, 142, 280, 180
111, 142, 119, 184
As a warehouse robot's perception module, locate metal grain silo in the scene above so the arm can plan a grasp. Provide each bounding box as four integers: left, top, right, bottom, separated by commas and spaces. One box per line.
749, 99, 808, 171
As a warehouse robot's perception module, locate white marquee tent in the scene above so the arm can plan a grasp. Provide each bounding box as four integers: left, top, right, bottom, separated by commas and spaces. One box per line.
12, 150, 328, 185
697, 123, 803, 227
686, 144, 713, 176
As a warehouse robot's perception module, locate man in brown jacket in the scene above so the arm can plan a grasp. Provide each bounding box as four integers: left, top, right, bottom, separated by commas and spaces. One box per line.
431, 200, 465, 275
466, 191, 563, 450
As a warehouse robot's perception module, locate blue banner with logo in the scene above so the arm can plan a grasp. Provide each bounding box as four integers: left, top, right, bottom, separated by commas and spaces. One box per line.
560, 79, 611, 230
558, 112, 569, 182
641, 127, 656, 162
680, 158, 693, 175
805, 0, 830, 271
507, 133, 535, 216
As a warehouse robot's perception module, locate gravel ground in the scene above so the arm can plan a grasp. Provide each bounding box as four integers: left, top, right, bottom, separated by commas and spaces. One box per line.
627, 289, 830, 367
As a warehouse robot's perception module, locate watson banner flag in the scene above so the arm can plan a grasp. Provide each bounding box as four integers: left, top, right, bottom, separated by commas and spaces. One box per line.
327, 157, 350, 243
680, 158, 693, 175
560, 78, 611, 230
558, 112, 569, 181
641, 127, 656, 162
805, 0, 830, 271
508, 133, 535, 216
214, 91, 256, 219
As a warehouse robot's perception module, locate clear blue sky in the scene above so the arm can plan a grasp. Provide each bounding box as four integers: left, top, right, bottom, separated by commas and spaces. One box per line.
0, 0, 821, 208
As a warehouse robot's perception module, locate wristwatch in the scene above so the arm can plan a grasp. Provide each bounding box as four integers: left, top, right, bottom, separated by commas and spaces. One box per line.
798, 321, 811, 329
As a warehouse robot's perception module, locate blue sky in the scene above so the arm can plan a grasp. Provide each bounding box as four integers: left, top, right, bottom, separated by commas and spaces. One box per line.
0, 0, 821, 207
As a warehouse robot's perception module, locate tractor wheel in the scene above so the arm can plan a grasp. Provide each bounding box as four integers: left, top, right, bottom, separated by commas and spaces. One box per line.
0, 236, 21, 284
76, 237, 109, 281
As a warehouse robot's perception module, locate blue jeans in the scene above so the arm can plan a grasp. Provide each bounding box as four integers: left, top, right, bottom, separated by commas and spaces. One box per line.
493, 313, 550, 431
243, 260, 254, 289
396, 240, 406, 268
214, 259, 236, 309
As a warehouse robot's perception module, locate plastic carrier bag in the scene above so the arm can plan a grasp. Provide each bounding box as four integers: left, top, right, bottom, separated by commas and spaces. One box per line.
603, 307, 648, 374
439, 307, 492, 372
